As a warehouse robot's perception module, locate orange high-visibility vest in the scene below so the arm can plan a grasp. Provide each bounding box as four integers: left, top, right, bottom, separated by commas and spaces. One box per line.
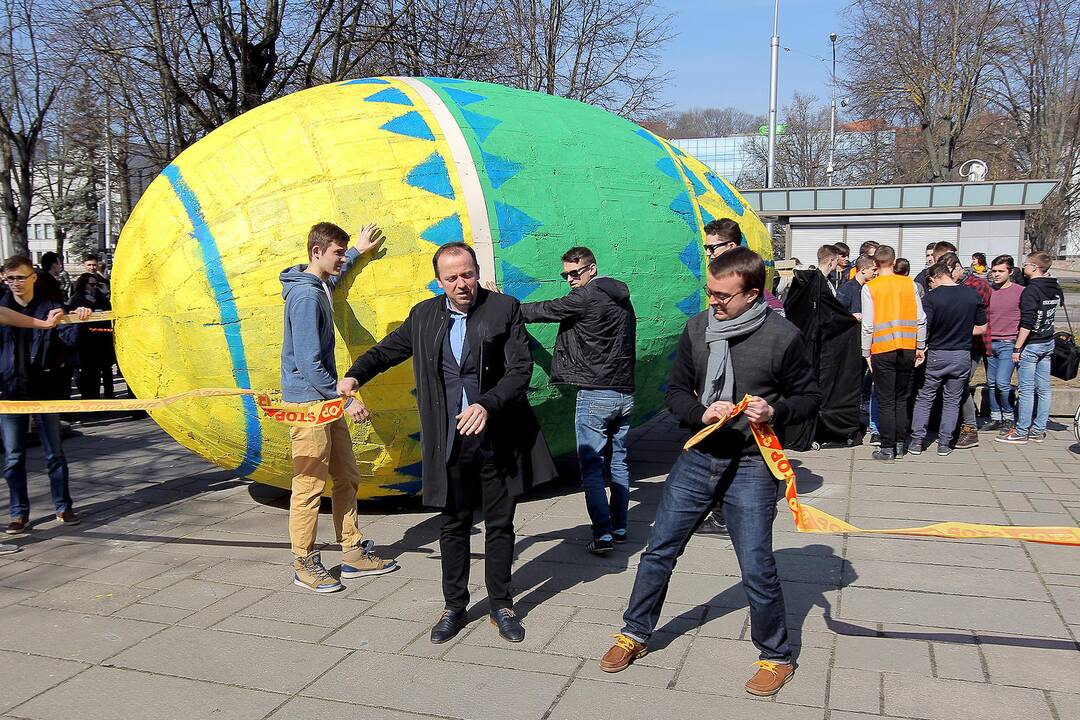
866, 274, 919, 354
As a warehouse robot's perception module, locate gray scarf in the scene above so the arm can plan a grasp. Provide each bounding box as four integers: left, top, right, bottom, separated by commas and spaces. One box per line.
703, 299, 769, 404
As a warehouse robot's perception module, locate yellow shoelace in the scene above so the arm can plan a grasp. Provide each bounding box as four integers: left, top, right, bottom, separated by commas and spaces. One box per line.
610, 633, 641, 653
753, 660, 780, 675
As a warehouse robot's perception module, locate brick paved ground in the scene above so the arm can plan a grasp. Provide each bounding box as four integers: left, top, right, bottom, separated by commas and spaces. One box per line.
0, 412, 1077, 720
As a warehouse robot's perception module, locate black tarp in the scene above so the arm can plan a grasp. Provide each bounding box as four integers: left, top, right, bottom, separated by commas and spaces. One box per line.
781, 269, 864, 449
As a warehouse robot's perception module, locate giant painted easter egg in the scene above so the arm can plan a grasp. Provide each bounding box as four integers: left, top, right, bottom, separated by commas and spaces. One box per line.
113, 77, 772, 499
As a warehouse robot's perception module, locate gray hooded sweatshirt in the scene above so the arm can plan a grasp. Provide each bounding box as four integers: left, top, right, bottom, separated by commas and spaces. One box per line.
279, 247, 359, 402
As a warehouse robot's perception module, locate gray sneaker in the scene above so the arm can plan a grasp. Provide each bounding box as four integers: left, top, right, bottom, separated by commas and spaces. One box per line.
1029, 431, 1047, 443
293, 552, 344, 593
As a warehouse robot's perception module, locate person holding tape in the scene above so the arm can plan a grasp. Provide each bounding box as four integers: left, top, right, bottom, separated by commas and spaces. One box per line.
279, 221, 398, 593
599, 247, 820, 697
1, 256, 92, 535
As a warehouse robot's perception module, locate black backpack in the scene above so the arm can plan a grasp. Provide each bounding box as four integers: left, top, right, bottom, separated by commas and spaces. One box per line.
1051, 299, 1079, 381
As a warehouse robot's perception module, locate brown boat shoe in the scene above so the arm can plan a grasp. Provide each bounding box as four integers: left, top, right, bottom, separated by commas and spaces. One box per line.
599, 633, 647, 673
745, 660, 795, 696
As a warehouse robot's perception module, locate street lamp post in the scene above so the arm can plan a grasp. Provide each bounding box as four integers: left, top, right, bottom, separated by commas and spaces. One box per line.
826, 32, 837, 187
766, 0, 780, 189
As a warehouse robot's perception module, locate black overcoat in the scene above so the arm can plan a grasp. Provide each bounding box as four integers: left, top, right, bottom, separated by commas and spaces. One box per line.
345, 288, 557, 507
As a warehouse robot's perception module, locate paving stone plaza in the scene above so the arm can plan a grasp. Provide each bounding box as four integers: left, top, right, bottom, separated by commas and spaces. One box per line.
0, 413, 1077, 720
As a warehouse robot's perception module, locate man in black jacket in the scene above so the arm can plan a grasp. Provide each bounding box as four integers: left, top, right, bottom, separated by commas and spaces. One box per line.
1, 256, 92, 535
512, 246, 636, 555
599, 248, 820, 698
337, 242, 556, 645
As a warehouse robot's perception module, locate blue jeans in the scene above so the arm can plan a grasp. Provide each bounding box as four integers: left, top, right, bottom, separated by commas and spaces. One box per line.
986, 339, 1016, 421
1016, 340, 1054, 435
575, 389, 634, 539
2, 414, 71, 520
621, 450, 791, 662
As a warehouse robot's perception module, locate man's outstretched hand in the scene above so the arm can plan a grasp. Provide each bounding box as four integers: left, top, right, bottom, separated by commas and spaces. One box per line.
456, 403, 488, 436
354, 223, 385, 256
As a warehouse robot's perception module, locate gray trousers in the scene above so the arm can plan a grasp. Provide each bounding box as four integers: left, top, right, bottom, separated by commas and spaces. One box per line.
911, 349, 971, 448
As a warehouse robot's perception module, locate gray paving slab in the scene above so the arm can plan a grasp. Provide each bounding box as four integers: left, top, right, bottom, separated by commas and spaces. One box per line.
304, 652, 566, 720
0, 604, 162, 662
882, 672, 1055, 720
12, 666, 283, 720
266, 697, 430, 720
0, 650, 86, 714
108, 625, 349, 693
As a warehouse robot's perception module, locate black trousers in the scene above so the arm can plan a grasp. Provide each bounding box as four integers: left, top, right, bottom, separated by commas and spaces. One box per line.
871, 349, 915, 449
440, 434, 516, 612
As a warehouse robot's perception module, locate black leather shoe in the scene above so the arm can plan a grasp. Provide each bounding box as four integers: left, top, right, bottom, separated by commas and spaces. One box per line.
695, 511, 728, 536
489, 608, 525, 643
430, 608, 467, 644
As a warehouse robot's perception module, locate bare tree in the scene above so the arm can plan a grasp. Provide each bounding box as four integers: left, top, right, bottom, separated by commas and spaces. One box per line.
496, 0, 674, 117
742, 92, 834, 188
842, 0, 1011, 183
0, 0, 77, 256
659, 106, 765, 139
988, 0, 1080, 253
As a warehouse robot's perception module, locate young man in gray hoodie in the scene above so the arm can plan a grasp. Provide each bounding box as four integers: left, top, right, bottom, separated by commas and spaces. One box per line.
280, 221, 398, 592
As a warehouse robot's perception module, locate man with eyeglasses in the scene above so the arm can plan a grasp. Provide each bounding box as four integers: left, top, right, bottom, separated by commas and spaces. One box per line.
1, 256, 92, 536
506, 246, 637, 555
81, 254, 109, 299
600, 248, 819, 697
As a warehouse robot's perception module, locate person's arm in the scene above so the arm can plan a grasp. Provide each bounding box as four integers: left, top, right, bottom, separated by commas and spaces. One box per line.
475, 301, 533, 413
665, 323, 708, 429
972, 297, 987, 336
327, 224, 385, 291
0, 306, 61, 329
860, 285, 874, 359
288, 296, 342, 399
913, 288, 927, 366
343, 312, 416, 388
519, 287, 589, 323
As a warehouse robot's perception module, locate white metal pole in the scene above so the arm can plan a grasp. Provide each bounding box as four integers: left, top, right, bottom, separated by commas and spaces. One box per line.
827, 32, 837, 187
766, 0, 780, 189
103, 91, 112, 252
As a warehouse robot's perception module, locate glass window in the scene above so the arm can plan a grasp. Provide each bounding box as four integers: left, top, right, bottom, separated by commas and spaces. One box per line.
44, 224, 53, 239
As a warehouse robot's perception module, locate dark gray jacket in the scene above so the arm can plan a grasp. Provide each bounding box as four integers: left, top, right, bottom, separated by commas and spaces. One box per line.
520, 276, 636, 391
666, 309, 821, 458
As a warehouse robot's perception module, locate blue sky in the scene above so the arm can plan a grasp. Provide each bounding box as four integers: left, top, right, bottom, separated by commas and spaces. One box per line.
655, 0, 849, 113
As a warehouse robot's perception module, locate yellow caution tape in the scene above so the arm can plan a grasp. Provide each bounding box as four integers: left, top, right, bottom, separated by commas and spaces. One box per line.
0, 388, 349, 428
686, 395, 1080, 546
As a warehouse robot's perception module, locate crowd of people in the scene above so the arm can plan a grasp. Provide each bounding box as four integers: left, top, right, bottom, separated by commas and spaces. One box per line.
0, 253, 116, 535
785, 239, 1064, 459
0, 220, 1068, 699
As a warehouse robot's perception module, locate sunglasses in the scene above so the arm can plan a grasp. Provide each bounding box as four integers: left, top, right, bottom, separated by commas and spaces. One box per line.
704, 241, 736, 255
560, 264, 593, 281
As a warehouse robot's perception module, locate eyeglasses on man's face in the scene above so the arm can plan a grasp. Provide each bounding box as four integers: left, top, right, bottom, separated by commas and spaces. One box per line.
703, 286, 747, 304
560, 264, 593, 281
3, 274, 31, 284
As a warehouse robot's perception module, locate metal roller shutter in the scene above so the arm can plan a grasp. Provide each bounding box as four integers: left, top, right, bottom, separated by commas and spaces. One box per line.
789, 225, 843, 265
900, 223, 959, 277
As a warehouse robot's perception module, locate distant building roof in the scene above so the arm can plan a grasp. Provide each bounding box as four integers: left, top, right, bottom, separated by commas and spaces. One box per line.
742, 179, 1059, 216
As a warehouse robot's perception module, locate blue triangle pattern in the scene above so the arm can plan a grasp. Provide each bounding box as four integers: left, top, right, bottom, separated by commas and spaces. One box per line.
677, 290, 703, 316
420, 214, 463, 246
700, 206, 715, 226
426, 278, 442, 294
428, 77, 466, 84
680, 163, 707, 196
381, 478, 423, 495
655, 156, 681, 181
669, 192, 698, 231
364, 87, 412, 106
342, 77, 389, 85
679, 238, 702, 280
495, 202, 541, 248
393, 461, 423, 478
406, 152, 455, 199
482, 151, 522, 190
500, 260, 541, 300
705, 172, 745, 216
635, 128, 664, 150
741, 231, 749, 247
380, 112, 434, 141
408, 431, 421, 442
444, 87, 486, 106
461, 109, 500, 143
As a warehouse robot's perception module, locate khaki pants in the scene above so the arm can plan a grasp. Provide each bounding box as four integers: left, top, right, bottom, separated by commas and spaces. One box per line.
288, 419, 363, 557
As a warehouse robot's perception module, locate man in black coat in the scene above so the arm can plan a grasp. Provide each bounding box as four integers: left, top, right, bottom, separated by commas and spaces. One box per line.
599, 248, 820, 698
338, 242, 556, 645
508, 246, 636, 556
